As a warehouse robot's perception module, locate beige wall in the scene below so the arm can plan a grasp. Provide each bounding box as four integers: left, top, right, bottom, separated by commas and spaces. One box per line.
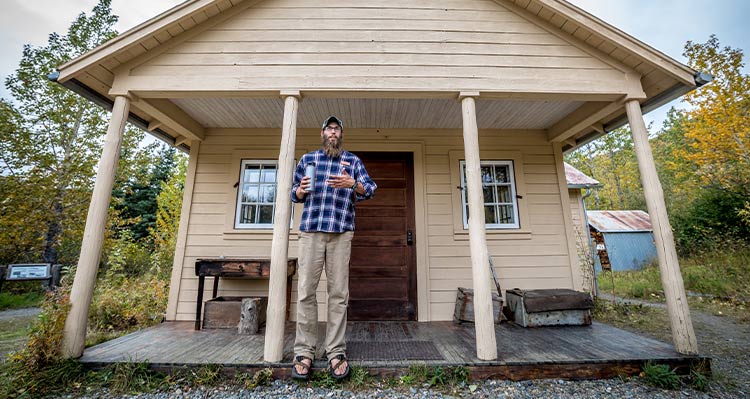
169, 127, 576, 322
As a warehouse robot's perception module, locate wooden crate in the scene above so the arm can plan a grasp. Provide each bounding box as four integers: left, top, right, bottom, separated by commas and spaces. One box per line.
203, 296, 267, 329
453, 287, 504, 324
505, 289, 593, 327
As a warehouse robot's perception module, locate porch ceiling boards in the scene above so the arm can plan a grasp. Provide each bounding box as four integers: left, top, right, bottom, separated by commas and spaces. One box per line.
171, 97, 583, 129
78, 321, 707, 380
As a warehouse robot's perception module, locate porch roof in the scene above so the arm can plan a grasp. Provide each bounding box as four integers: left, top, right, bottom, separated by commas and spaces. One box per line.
52, 0, 708, 152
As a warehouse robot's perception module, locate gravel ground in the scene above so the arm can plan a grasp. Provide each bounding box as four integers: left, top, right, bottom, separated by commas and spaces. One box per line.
54, 377, 722, 399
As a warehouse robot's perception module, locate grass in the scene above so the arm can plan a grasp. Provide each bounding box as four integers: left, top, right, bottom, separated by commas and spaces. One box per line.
0, 290, 45, 311
596, 247, 750, 315
0, 313, 38, 363
592, 299, 672, 342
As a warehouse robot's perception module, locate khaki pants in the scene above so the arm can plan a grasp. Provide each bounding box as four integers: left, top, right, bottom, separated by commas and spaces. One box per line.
294, 231, 353, 361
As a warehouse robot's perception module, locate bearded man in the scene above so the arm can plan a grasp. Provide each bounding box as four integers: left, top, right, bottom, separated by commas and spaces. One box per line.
289, 116, 377, 380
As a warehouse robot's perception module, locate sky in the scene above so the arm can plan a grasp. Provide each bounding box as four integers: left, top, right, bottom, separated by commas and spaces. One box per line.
1, 0, 748, 130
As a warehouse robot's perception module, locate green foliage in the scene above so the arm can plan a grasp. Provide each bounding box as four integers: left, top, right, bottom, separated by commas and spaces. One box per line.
565, 127, 645, 211
101, 230, 153, 278
0, 0, 120, 266
114, 147, 178, 241
642, 362, 681, 390
566, 36, 750, 255
106, 361, 165, 394
597, 248, 750, 300
235, 368, 273, 389
688, 367, 711, 392
0, 358, 87, 398
188, 364, 225, 386
671, 188, 750, 253
149, 154, 187, 279
0, 291, 45, 311
348, 366, 371, 387
641, 361, 712, 391
309, 368, 339, 388
88, 274, 168, 333
8, 288, 70, 370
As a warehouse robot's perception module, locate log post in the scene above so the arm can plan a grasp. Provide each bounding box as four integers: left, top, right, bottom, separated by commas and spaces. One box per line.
625, 99, 698, 354
459, 92, 498, 360
264, 91, 300, 362
63, 95, 130, 358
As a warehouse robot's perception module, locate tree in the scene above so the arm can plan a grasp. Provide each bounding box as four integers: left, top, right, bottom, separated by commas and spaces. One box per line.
683, 35, 750, 197
113, 146, 177, 241
0, 0, 167, 265
150, 154, 187, 278
565, 127, 644, 211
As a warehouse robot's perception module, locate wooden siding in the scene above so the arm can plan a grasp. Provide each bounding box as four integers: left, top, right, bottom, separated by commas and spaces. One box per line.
130, 0, 631, 94
172, 127, 575, 322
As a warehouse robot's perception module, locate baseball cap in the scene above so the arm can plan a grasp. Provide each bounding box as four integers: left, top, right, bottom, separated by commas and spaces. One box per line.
321, 115, 344, 130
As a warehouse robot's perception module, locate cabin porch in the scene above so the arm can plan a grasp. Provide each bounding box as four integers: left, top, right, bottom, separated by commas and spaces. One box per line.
78, 320, 707, 380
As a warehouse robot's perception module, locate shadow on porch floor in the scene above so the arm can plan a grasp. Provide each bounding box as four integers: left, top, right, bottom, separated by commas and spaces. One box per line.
79, 321, 708, 380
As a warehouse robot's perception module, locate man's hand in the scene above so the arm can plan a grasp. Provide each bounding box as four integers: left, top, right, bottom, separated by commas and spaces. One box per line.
296, 176, 311, 199
326, 169, 356, 189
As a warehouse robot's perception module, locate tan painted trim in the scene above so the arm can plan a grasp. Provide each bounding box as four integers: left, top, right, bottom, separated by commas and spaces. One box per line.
547, 100, 624, 142
222, 147, 305, 236
342, 141, 431, 322
131, 98, 205, 141
448, 150, 532, 239
57, 0, 247, 82
496, 0, 635, 76
112, 0, 264, 77
166, 141, 201, 321
552, 142, 583, 291
109, 75, 638, 99
522, 0, 695, 86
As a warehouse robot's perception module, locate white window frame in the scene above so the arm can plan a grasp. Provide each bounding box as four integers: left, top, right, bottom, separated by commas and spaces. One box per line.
459, 160, 520, 229
234, 159, 281, 229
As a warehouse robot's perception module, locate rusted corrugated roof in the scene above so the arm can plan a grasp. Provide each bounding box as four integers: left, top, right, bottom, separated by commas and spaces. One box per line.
588, 210, 653, 232
565, 162, 602, 188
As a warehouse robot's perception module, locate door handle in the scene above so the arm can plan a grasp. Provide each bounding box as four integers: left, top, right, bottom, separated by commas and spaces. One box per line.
407, 230, 413, 246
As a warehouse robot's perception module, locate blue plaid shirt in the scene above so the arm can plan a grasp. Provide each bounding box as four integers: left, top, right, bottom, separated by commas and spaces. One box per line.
291, 150, 377, 233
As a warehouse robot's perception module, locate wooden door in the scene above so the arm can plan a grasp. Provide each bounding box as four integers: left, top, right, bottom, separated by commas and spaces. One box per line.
348, 152, 417, 321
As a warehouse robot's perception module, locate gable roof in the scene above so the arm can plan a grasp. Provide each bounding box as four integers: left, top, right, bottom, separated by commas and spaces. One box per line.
52, 0, 709, 151
588, 210, 653, 232
564, 162, 601, 188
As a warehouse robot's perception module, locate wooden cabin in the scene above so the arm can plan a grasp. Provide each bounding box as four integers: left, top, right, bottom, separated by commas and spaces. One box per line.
53, 0, 708, 362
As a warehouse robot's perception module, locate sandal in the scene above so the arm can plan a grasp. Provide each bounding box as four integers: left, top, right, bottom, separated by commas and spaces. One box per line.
328, 354, 351, 380
291, 355, 312, 380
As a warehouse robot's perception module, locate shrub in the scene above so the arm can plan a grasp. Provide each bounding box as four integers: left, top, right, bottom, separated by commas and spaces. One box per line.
88, 276, 168, 333
642, 362, 680, 390
8, 287, 70, 370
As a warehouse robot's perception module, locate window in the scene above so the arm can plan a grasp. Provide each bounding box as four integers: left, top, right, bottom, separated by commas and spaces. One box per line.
235, 160, 278, 228
459, 160, 520, 229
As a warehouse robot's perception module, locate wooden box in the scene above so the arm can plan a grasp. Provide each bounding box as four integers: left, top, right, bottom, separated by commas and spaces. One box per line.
453, 287, 504, 324
505, 288, 593, 327
203, 296, 267, 329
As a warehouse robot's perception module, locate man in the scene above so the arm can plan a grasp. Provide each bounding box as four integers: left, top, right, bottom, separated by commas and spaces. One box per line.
290, 116, 376, 380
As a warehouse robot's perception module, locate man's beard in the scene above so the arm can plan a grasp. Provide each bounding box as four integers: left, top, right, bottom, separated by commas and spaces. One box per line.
322, 135, 343, 158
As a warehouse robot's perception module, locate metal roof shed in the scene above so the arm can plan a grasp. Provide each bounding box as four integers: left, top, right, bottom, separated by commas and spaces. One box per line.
588, 210, 657, 272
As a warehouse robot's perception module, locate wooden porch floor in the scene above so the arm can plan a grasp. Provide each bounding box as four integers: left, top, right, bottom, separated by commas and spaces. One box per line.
79, 321, 707, 380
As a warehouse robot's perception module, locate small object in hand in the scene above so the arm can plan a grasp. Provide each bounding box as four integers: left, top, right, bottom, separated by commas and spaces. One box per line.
304, 162, 316, 192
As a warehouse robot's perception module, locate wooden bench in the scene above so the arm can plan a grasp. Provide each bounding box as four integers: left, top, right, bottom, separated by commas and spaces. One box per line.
194, 258, 297, 330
